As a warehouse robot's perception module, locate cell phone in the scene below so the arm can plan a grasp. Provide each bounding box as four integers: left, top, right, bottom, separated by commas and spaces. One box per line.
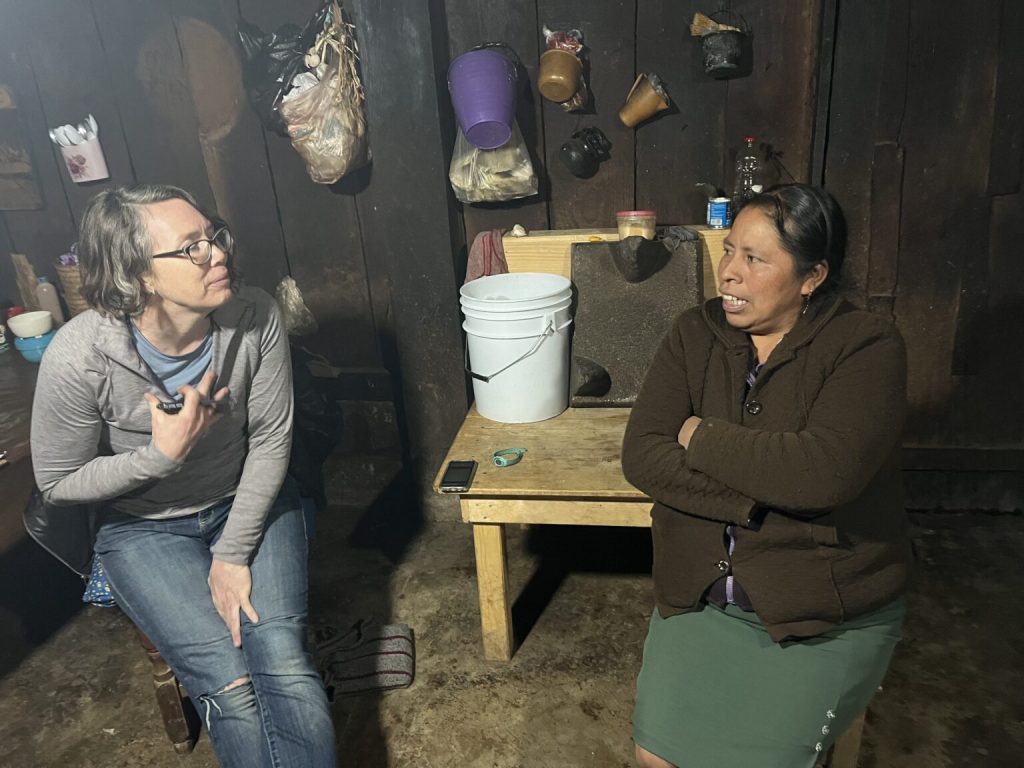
157, 398, 220, 414
439, 460, 477, 493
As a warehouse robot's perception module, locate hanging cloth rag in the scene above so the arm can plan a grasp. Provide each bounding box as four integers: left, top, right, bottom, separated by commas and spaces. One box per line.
464, 228, 509, 284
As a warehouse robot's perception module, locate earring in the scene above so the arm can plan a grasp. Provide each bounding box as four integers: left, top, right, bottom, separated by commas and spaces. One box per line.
801, 293, 812, 315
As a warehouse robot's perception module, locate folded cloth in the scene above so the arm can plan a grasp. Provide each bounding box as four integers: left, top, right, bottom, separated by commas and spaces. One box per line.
464, 228, 509, 284
314, 619, 415, 701
661, 225, 701, 249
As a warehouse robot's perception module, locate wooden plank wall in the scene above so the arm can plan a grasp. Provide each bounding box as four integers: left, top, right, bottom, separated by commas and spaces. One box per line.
344, 0, 468, 504
1, 0, 1022, 477
636, 1, 726, 224
443, 0, 825, 238
826, 0, 1024, 451
0, 0, 381, 369
0, 1, 79, 291
0, 0, 464, 514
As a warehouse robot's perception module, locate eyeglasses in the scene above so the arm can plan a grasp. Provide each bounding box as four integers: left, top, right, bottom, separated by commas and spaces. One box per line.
151, 226, 234, 266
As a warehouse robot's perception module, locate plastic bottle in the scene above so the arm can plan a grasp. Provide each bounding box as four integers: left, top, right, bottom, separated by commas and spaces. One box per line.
35, 276, 65, 325
733, 135, 760, 204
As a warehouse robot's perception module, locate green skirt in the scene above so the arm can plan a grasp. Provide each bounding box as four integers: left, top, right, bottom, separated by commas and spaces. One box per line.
633, 599, 905, 768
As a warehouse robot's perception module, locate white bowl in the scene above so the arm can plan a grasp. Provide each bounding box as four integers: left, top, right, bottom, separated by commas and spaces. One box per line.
7, 310, 53, 338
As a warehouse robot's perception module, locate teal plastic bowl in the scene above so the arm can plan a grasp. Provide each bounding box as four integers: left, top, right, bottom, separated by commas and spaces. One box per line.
14, 329, 55, 363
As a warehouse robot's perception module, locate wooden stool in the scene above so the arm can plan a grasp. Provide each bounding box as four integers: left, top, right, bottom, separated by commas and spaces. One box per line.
134, 627, 200, 754
821, 710, 866, 768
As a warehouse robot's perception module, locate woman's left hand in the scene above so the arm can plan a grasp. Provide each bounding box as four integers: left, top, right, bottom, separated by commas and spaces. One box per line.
678, 416, 703, 449
208, 559, 260, 648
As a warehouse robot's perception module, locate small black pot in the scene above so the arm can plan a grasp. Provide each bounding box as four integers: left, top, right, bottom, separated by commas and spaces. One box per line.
703, 31, 745, 75
559, 126, 612, 179
700, 11, 752, 80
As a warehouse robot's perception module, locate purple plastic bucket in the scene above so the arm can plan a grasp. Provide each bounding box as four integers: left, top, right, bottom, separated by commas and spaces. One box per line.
448, 48, 518, 149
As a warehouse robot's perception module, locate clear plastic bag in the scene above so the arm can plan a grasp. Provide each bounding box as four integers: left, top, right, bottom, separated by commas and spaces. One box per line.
277, 1, 370, 184
449, 121, 538, 203
541, 26, 589, 112
275, 276, 319, 336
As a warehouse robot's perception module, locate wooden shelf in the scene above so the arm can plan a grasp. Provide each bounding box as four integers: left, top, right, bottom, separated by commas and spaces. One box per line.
502, 225, 729, 298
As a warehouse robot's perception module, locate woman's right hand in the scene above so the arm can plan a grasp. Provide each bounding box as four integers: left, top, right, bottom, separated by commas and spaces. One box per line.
144, 370, 229, 463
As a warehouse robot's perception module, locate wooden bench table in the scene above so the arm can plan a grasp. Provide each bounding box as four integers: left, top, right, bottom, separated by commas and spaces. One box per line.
431, 406, 869, 767
433, 406, 650, 661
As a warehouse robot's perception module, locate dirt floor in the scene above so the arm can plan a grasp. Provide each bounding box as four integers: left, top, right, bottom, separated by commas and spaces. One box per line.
0, 458, 1021, 768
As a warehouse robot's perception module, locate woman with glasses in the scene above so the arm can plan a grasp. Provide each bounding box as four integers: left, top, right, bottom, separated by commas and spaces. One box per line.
30, 185, 336, 767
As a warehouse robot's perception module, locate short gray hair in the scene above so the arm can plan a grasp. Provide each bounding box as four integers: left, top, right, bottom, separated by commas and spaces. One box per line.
78, 185, 209, 316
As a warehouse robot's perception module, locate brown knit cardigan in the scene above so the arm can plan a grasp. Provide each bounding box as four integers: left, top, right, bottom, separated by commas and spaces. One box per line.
622, 294, 913, 641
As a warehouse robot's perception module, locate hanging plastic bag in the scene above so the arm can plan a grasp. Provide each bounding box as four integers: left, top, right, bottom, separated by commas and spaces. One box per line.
275, 276, 319, 336
277, 1, 370, 184
449, 121, 537, 203
237, 8, 327, 137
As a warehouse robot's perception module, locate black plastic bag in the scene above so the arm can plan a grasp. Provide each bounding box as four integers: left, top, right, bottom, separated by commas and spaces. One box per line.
237, 5, 331, 137
288, 345, 344, 512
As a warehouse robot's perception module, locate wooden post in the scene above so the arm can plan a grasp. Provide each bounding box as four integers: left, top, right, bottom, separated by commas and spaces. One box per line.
347, 0, 469, 517
170, 0, 290, 294
827, 710, 866, 768
471, 522, 514, 661
11, 253, 40, 310
135, 627, 199, 754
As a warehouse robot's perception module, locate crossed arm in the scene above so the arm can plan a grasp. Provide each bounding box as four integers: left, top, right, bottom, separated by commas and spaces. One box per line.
622, 319, 907, 524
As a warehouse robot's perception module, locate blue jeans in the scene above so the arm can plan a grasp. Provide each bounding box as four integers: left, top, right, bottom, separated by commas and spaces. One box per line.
94, 482, 336, 767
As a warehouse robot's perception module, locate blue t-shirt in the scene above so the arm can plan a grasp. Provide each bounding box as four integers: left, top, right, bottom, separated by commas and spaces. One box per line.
130, 322, 214, 401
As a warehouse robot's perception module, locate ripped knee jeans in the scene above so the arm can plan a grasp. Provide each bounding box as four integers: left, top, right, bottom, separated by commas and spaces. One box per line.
95, 486, 336, 768
196, 664, 333, 768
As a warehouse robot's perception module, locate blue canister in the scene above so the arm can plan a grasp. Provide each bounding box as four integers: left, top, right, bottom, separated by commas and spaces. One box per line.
706, 197, 732, 229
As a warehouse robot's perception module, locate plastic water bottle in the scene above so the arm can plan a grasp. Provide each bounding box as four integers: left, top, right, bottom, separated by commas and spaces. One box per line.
36, 276, 66, 325
733, 136, 760, 204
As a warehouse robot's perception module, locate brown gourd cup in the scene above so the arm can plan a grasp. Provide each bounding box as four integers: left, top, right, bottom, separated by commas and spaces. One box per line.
618, 73, 670, 128
537, 49, 583, 103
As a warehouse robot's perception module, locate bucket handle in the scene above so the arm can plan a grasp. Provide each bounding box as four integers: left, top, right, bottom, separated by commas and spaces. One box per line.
465, 317, 571, 383
471, 41, 523, 70
707, 10, 750, 34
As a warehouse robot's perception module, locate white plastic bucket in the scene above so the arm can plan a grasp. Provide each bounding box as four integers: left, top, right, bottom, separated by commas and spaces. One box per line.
460, 295, 572, 336
460, 273, 573, 423
460, 272, 571, 311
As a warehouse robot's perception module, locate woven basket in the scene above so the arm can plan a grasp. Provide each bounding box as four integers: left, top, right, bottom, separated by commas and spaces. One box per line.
55, 264, 90, 317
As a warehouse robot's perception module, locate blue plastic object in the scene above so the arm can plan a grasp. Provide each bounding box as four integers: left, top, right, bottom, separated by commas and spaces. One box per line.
14, 329, 55, 363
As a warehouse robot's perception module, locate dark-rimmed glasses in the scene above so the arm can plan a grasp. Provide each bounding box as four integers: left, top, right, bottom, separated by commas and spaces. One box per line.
151, 226, 234, 266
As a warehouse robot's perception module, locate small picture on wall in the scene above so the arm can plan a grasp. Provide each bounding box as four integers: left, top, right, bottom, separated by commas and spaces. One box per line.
0, 84, 43, 210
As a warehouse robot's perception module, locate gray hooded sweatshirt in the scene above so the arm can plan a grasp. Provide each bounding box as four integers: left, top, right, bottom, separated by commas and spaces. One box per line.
30, 285, 293, 565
